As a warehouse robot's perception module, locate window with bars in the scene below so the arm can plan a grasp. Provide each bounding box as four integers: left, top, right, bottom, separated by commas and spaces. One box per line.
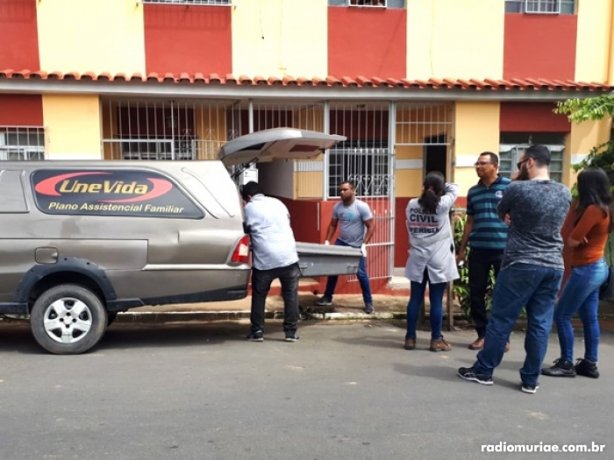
328, 143, 390, 198
328, 0, 405, 8
101, 100, 231, 161
505, 0, 575, 14
0, 127, 45, 161
499, 134, 565, 183
142, 0, 231, 6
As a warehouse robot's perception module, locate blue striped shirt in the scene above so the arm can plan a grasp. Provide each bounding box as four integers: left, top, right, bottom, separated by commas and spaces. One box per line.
466, 175, 511, 251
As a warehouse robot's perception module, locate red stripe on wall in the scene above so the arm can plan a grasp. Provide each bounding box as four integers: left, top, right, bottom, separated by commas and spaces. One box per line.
500, 102, 571, 132
328, 7, 406, 78
144, 5, 232, 75
0, 94, 43, 125
0, 0, 40, 71
504, 13, 576, 80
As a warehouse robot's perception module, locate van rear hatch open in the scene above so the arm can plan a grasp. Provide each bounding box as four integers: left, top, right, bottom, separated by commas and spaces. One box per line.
218, 128, 364, 278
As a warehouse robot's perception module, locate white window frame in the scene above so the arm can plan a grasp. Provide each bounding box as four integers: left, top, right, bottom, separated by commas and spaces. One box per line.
141, 0, 231, 6
499, 143, 564, 183
329, 1, 405, 8
505, 0, 575, 15
0, 127, 45, 161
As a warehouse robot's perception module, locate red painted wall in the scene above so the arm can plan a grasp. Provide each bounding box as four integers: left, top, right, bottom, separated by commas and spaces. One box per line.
328, 7, 406, 78
0, 0, 39, 70
504, 13, 577, 80
144, 5, 232, 75
500, 102, 571, 132
0, 94, 43, 125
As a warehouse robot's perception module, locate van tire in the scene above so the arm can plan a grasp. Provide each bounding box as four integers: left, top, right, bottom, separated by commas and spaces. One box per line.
30, 284, 108, 354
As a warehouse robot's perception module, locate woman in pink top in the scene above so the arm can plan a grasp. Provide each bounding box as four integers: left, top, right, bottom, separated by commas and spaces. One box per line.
542, 168, 613, 379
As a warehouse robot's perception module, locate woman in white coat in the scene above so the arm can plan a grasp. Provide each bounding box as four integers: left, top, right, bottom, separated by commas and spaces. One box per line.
404, 171, 459, 351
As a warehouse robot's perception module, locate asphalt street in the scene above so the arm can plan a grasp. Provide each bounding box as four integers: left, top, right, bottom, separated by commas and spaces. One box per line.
0, 318, 611, 460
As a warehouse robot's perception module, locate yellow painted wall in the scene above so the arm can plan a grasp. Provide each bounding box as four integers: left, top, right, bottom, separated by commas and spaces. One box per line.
232, 0, 328, 78
395, 169, 423, 197
37, 0, 146, 74
575, 0, 613, 82
565, 118, 613, 185
406, 0, 504, 80
453, 102, 500, 196
43, 95, 102, 159
295, 171, 324, 199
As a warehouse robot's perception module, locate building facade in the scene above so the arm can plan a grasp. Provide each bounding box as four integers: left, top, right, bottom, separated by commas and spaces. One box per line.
1, 0, 613, 290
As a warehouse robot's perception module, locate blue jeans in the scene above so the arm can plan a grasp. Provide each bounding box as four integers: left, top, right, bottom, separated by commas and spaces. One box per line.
555, 259, 608, 363
473, 263, 563, 387
324, 239, 373, 305
405, 272, 447, 341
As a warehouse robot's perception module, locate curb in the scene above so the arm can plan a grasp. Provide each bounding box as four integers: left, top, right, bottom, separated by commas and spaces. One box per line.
114, 310, 408, 323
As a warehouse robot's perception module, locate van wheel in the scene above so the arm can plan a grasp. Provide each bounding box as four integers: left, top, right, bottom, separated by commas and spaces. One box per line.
30, 284, 107, 355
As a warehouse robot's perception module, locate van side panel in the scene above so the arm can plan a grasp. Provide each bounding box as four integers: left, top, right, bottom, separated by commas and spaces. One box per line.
0, 161, 250, 314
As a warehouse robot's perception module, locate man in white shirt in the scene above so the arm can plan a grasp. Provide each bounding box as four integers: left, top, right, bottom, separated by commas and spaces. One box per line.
241, 181, 300, 342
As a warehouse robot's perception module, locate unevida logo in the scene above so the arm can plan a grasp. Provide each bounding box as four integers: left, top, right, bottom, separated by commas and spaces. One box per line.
34, 171, 173, 203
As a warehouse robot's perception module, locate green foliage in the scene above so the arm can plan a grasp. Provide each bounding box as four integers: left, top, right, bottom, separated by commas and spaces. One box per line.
555, 95, 614, 123
452, 213, 495, 319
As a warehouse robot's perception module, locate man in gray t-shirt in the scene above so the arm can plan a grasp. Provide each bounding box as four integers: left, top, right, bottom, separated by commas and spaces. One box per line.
458, 145, 571, 394
316, 181, 375, 313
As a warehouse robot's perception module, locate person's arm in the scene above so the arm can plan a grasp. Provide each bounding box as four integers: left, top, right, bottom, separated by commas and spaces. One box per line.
496, 185, 514, 221
456, 215, 473, 264
567, 205, 601, 248
439, 183, 459, 209
324, 217, 338, 244
363, 218, 375, 244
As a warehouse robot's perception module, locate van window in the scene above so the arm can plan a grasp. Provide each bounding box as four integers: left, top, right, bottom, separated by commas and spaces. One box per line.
31, 169, 204, 219
0, 169, 29, 213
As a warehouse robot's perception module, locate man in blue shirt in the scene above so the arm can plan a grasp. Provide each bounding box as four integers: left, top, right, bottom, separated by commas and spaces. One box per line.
456, 152, 511, 350
242, 181, 300, 342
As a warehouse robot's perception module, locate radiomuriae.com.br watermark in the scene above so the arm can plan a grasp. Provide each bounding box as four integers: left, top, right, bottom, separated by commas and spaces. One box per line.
481, 441, 606, 454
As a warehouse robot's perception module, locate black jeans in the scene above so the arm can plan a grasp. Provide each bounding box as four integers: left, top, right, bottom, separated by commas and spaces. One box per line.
468, 248, 504, 338
250, 263, 300, 335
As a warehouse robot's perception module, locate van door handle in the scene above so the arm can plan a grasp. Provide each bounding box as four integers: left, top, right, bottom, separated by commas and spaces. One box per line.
35, 247, 59, 264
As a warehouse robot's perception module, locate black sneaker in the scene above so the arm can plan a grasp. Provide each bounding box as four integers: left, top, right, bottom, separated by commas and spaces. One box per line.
246, 330, 264, 342
541, 358, 576, 377
316, 296, 332, 306
363, 303, 374, 314
284, 333, 300, 343
521, 383, 540, 394
457, 367, 493, 385
575, 358, 600, 379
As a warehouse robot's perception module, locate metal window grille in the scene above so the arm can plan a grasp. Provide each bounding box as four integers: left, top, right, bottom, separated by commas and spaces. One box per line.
505, 0, 575, 14
329, 0, 405, 8
101, 99, 232, 161
0, 126, 45, 161
327, 103, 391, 198
499, 143, 564, 183
395, 102, 452, 147
142, 0, 231, 6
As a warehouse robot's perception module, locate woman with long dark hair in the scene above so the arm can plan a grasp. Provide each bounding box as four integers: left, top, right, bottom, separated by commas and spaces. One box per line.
404, 171, 459, 351
542, 167, 613, 379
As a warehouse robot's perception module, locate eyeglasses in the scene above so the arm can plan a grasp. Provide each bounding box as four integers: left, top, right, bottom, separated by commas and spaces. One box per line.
474, 161, 492, 166
516, 158, 530, 169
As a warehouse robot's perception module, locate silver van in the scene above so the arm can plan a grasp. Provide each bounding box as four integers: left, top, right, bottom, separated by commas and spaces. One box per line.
0, 128, 361, 354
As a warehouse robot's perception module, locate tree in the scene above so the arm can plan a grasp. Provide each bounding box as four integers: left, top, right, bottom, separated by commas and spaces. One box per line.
556, 94, 614, 184
556, 94, 614, 267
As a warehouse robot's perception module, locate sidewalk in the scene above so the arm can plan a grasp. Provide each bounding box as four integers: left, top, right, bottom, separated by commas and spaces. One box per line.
116, 272, 614, 333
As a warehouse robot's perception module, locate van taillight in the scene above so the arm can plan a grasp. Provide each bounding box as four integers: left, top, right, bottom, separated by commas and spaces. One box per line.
231, 235, 250, 265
